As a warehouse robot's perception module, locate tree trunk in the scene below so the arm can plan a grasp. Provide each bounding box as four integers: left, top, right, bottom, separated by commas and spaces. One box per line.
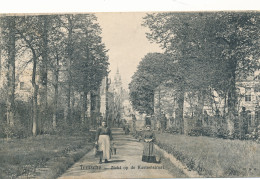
16, 21, 39, 136
197, 90, 205, 127
0, 40, 2, 83
158, 86, 161, 114
81, 91, 88, 124
227, 58, 238, 134
32, 83, 38, 136
70, 89, 75, 123
176, 86, 185, 134
38, 16, 48, 134
65, 17, 73, 124
227, 69, 237, 114
6, 17, 16, 126
52, 84, 58, 130
32, 52, 38, 136
65, 63, 72, 124
52, 52, 59, 130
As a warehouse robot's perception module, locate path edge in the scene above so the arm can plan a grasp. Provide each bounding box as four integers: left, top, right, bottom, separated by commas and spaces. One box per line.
154, 144, 202, 178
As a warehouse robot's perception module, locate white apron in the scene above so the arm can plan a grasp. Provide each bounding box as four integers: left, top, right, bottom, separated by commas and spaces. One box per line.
98, 135, 111, 159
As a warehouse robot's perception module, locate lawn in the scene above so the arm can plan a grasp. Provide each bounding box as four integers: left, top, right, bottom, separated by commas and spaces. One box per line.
0, 132, 95, 178
155, 132, 260, 177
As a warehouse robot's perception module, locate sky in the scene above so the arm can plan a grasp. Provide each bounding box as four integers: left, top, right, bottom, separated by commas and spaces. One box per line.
96, 12, 163, 89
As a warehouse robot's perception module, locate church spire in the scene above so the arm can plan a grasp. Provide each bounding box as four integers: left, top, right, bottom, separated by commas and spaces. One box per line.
114, 67, 122, 94
116, 66, 119, 74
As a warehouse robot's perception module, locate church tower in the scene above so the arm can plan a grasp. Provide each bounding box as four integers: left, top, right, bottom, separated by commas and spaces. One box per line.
114, 67, 123, 94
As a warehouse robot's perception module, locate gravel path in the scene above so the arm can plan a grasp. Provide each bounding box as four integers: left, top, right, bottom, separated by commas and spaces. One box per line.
59, 128, 175, 179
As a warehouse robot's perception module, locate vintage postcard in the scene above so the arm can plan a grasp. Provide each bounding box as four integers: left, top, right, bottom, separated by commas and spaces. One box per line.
0, 9, 260, 179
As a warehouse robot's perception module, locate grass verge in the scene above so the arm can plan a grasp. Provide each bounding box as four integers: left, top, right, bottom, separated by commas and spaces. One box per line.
0, 132, 95, 179
153, 146, 188, 178
155, 132, 260, 177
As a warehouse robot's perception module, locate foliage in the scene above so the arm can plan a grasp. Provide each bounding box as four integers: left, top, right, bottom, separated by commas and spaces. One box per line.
0, 14, 109, 136
143, 12, 260, 114
129, 53, 177, 114
188, 127, 212, 137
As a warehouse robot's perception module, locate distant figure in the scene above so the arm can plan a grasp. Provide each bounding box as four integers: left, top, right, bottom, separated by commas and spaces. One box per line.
95, 120, 113, 164
167, 115, 174, 129
203, 110, 209, 126
226, 112, 235, 137
215, 109, 221, 127
141, 125, 158, 163
97, 115, 103, 128
161, 114, 167, 131
145, 116, 151, 126
156, 119, 161, 131
124, 125, 130, 135
255, 105, 260, 127
132, 114, 137, 134
240, 107, 248, 139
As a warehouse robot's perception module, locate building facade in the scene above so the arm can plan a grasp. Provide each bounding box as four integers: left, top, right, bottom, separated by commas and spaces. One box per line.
153, 71, 260, 132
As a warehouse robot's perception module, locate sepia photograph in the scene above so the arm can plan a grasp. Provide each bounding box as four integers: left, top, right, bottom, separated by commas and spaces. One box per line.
0, 1, 260, 178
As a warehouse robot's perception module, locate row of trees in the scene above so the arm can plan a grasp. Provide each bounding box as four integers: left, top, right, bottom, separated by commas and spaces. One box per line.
129, 12, 260, 134
0, 14, 109, 136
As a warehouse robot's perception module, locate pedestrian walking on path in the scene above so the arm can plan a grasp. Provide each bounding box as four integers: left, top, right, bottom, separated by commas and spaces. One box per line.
142, 125, 157, 163
95, 120, 113, 164
59, 128, 175, 179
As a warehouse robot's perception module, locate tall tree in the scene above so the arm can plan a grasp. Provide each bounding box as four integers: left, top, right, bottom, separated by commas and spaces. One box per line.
143, 12, 260, 132
129, 53, 176, 114
48, 15, 66, 129
70, 14, 109, 125
1, 16, 16, 126
38, 15, 50, 133
213, 12, 260, 114
60, 14, 81, 124
16, 16, 44, 136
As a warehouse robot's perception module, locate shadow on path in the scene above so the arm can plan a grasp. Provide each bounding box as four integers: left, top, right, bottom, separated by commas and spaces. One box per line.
106, 160, 125, 163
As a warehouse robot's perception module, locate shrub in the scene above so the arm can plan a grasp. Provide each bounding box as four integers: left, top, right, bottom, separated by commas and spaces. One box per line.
188, 127, 201, 136
0, 122, 15, 139
217, 128, 230, 139
247, 126, 260, 142
188, 127, 210, 136
201, 127, 213, 136
12, 121, 29, 138
165, 126, 180, 134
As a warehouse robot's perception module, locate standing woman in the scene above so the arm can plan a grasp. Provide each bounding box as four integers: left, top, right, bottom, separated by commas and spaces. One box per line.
96, 120, 113, 164
142, 125, 157, 163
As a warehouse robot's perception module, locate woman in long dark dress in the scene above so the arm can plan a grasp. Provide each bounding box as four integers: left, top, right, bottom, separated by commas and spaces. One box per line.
95, 120, 113, 164
142, 125, 157, 163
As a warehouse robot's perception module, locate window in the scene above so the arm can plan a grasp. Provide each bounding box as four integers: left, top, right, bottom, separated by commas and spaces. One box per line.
20, 82, 25, 90
256, 110, 260, 126
245, 88, 251, 93
245, 95, 251, 102
255, 86, 260, 92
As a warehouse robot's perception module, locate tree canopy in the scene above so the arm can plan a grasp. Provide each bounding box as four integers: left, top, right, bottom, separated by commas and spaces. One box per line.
143, 12, 260, 114
129, 53, 176, 114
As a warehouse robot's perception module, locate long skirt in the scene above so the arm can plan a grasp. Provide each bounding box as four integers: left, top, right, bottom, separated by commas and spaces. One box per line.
142, 142, 156, 163
98, 135, 111, 159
